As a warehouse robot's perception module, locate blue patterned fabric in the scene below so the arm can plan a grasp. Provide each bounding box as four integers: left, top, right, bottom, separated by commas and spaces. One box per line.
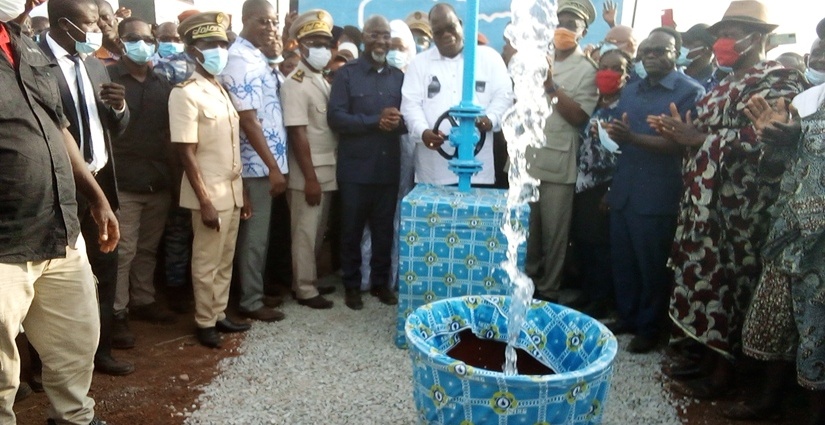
396, 185, 528, 347
153, 51, 196, 85
219, 37, 288, 177
406, 296, 618, 425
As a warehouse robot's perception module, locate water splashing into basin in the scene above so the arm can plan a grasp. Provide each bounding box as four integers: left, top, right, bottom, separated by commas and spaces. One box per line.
501, 0, 557, 376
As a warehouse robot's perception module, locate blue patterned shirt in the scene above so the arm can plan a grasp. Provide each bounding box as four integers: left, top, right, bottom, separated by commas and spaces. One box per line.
219, 37, 288, 177
153, 52, 196, 85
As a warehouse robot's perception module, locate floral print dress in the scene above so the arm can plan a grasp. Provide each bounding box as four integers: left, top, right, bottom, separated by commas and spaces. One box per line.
668, 61, 808, 359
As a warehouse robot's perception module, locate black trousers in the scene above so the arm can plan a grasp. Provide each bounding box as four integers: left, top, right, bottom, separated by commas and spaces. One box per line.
78, 199, 118, 359
264, 192, 293, 295
339, 182, 398, 291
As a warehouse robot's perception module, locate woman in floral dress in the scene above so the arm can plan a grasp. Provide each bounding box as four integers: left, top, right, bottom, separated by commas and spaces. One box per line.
649, 2, 808, 398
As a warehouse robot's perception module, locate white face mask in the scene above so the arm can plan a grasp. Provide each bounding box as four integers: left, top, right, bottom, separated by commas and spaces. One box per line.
806, 67, 825, 86
305, 46, 331, 71
0, 0, 24, 22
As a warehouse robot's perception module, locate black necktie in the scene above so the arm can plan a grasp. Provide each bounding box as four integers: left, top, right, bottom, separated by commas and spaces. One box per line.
68, 55, 93, 163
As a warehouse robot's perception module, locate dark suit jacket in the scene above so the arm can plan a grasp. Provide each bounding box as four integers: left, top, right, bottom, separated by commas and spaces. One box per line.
38, 37, 129, 211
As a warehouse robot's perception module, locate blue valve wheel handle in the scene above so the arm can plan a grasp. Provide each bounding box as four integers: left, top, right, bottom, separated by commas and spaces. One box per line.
432, 110, 487, 161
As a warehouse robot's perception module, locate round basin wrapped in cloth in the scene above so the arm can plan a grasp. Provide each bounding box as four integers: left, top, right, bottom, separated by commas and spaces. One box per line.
405, 295, 618, 424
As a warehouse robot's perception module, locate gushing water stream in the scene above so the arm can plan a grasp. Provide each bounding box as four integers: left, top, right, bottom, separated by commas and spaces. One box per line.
500, 0, 557, 376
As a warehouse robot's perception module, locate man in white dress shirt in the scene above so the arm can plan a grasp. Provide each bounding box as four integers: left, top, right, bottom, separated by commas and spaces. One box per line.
401, 3, 513, 186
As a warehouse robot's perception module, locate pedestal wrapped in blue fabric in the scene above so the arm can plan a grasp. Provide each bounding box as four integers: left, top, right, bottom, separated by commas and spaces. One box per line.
405, 296, 618, 425
396, 184, 528, 348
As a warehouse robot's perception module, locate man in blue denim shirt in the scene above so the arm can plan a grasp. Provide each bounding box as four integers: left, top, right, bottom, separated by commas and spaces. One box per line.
328, 15, 406, 310
605, 27, 705, 353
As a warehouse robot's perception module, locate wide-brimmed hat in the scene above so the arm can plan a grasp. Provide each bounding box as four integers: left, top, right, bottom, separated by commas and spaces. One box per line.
708, 1, 778, 35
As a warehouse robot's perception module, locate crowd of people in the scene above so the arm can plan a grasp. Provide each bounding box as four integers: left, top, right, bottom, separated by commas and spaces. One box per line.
1, 0, 824, 423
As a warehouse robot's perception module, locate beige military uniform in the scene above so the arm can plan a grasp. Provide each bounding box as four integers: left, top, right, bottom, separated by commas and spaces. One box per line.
169, 72, 243, 328
525, 47, 598, 298
281, 60, 338, 299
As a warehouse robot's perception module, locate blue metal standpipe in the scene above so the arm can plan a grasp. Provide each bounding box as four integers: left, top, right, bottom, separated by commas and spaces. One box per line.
444, 0, 484, 192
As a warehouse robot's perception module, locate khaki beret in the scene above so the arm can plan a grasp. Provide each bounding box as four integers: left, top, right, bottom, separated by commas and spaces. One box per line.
290, 9, 334, 40
179, 12, 229, 44
405, 11, 432, 39
558, 0, 596, 26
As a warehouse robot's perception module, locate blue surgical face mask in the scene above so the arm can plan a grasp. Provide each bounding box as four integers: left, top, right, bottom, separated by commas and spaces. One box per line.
806, 67, 825, 86
157, 41, 184, 58
676, 46, 693, 67
599, 42, 618, 56
61, 18, 103, 55
195, 47, 229, 76
634, 60, 647, 79
123, 40, 157, 64
386, 49, 408, 69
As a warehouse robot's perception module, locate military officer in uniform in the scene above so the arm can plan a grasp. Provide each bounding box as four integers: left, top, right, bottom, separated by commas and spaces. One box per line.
169, 12, 250, 348
281, 10, 338, 309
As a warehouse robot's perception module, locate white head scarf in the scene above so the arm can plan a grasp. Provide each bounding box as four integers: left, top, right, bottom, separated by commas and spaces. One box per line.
389, 19, 415, 66
0, 0, 24, 21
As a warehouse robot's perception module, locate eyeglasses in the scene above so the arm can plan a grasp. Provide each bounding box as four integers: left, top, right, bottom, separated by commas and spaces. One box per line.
639, 47, 675, 57
364, 32, 391, 42
254, 18, 278, 28
302, 40, 331, 49
121, 34, 156, 44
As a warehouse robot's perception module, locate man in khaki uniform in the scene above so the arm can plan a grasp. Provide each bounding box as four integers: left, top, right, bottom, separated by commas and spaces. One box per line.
169, 12, 250, 348
281, 9, 338, 307
525, 0, 598, 302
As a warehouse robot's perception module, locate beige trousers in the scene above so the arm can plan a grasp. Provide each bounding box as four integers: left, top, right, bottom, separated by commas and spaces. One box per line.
0, 235, 98, 424
526, 181, 574, 298
191, 208, 240, 328
114, 191, 171, 311
287, 189, 332, 299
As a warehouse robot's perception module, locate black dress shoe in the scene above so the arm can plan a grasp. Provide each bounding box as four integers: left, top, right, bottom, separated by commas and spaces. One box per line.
47, 416, 108, 425
94, 353, 135, 376
369, 286, 398, 305
196, 327, 221, 348
297, 295, 334, 309
345, 288, 363, 310
215, 318, 251, 333
627, 335, 658, 353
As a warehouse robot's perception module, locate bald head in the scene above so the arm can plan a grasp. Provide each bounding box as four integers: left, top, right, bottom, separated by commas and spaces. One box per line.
48, 0, 98, 28
604, 25, 637, 56
156, 22, 180, 43
364, 15, 389, 33
429, 3, 463, 58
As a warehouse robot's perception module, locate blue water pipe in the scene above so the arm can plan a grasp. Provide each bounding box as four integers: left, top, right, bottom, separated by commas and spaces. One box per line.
442, 0, 484, 192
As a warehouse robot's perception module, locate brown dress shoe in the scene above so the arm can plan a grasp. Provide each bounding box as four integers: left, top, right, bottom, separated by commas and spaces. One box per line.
239, 307, 285, 322
297, 295, 334, 309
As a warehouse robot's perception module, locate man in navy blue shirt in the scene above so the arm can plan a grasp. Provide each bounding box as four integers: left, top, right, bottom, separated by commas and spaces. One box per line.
328, 15, 406, 310
605, 27, 705, 353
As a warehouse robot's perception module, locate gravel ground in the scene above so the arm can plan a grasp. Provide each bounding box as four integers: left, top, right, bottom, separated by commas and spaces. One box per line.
185, 286, 684, 425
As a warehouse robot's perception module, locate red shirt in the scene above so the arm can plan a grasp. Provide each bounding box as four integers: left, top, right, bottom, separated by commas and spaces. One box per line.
0, 24, 15, 67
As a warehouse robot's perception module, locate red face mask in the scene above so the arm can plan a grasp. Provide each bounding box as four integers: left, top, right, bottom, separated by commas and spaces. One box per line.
713, 34, 754, 67
595, 69, 624, 95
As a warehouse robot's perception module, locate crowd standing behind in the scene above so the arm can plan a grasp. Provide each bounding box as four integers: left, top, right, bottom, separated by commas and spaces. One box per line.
1, 0, 825, 423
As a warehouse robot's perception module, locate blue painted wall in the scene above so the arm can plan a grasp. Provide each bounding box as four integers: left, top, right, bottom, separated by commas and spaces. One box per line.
297, 0, 621, 53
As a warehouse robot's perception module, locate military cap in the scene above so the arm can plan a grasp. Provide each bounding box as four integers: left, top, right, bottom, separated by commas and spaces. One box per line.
179, 12, 229, 44
405, 11, 432, 39
557, 0, 596, 27
289, 9, 333, 40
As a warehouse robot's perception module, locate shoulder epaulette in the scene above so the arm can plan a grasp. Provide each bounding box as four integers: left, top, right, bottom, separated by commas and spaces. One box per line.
175, 78, 196, 88
291, 69, 305, 82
